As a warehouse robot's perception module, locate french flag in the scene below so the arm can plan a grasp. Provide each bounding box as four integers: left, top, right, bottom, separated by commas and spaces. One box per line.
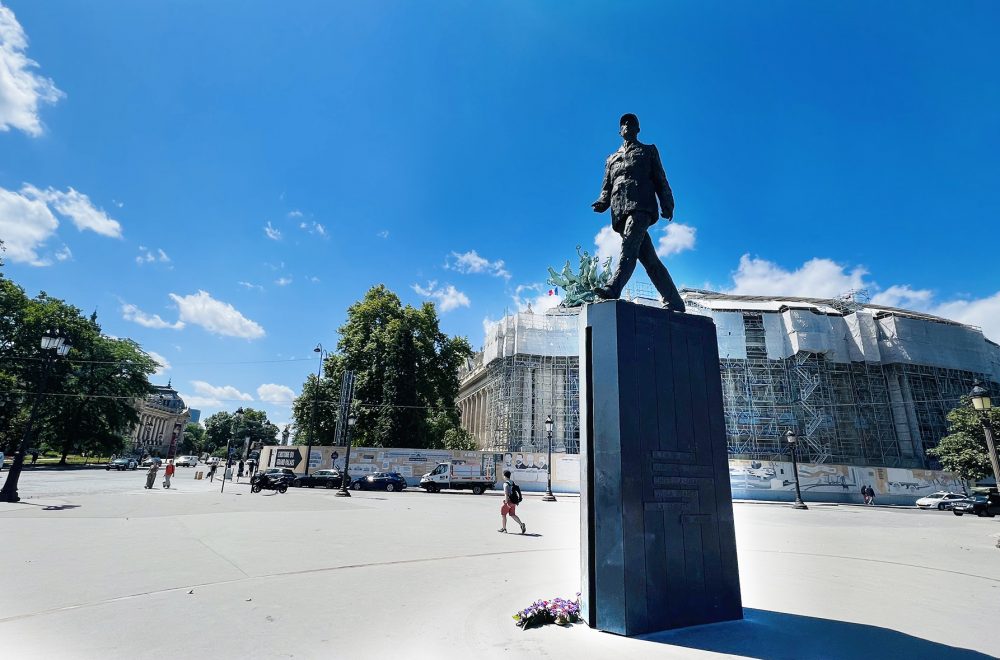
548, 287, 558, 296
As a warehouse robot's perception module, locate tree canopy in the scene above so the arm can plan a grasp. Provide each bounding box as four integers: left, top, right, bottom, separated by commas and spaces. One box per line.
0, 269, 157, 462
292, 285, 472, 449
203, 407, 279, 457
928, 397, 1000, 484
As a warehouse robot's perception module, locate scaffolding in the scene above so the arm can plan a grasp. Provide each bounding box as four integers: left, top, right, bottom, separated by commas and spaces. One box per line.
460, 291, 1000, 468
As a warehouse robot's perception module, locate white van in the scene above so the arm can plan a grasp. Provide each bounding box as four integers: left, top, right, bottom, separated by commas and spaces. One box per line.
175, 455, 199, 467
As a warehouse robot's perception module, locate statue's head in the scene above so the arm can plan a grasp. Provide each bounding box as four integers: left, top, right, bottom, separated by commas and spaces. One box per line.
619, 113, 639, 142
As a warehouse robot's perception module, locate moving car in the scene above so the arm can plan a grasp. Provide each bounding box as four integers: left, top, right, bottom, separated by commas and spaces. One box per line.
915, 491, 967, 510
352, 472, 407, 492
206, 457, 223, 466
952, 493, 1000, 517
293, 469, 345, 489
105, 458, 138, 471
141, 457, 162, 467
174, 455, 199, 467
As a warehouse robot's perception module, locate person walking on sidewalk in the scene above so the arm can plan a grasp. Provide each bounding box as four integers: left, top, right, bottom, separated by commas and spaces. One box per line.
237, 459, 245, 480
144, 461, 159, 489
499, 470, 526, 534
865, 485, 876, 506
163, 460, 175, 489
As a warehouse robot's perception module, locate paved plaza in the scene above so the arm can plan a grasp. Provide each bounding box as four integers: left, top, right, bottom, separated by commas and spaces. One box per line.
0, 468, 997, 659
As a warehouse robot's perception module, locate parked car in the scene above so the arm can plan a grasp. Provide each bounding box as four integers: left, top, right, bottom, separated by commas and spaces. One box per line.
141, 457, 162, 467
174, 455, 199, 467
352, 472, 407, 492
260, 468, 297, 484
293, 469, 345, 489
952, 493, 1000, 517
105, 458, 138, 471
915, 491, 968, 510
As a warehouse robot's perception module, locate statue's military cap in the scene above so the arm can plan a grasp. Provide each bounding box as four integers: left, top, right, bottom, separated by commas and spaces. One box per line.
619, 113, 639, 127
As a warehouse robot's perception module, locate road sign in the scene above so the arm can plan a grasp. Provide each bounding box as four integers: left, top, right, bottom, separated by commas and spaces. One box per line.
275, 448, 302, 469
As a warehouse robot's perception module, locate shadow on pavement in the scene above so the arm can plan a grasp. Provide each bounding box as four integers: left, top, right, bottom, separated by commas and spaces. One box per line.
640, 608, 993, 660
21, 502, 82, 511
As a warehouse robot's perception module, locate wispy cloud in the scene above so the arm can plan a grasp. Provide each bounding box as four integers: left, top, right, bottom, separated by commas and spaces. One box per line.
513, 283, 561, 313
21, 185, 123, 238
257, 383, 296, 405
377, 230, 390, 239
146, 350, 171, 377
0, 5, 64, 136
412, 281, 470, 312
445, 250, 510, 280
264, 221, 282, 240
121, 302, 184, 330
238, 281, 264, 292
299, 221, 327, 237
136, 246, 170, 265
275, 276, 292, 287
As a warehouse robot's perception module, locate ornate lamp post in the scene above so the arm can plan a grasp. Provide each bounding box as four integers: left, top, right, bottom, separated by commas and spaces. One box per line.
542, 414, 556, 502
1, 329, 71, 503
306, 343, 326, 477
785, 430, 808, 510
970, 381, 1000, 489
335, 413, 357, 497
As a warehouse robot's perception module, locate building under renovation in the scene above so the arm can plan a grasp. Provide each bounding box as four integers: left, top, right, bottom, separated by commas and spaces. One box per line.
457, 290, 1000, 469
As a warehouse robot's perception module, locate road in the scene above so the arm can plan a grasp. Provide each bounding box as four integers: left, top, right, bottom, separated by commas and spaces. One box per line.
0, 469, 997, 660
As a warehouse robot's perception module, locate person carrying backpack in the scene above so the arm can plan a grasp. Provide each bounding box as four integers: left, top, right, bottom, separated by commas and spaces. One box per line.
499, 469, 526, 534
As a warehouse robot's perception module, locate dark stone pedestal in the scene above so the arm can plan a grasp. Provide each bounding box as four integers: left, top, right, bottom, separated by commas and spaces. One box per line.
579, 300, 742, 636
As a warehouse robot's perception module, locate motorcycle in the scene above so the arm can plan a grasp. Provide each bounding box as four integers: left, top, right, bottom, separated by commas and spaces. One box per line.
250, 473, 289, 494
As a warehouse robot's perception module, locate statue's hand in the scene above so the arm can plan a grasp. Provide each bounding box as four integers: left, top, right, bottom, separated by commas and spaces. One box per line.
592, 200, 609, 213
661, 210, 673, 221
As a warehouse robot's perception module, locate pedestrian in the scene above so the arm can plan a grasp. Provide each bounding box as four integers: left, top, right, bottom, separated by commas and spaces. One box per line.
866, 485, 876, 506
238, 459, 245, 479
207, 462, 218, 481
30, 450, 38, 465
144, 461, 159, 489
163, 460, 175, 489
247, 458, 257, 477
499, 470, 526, 534
861, 484, 869, 505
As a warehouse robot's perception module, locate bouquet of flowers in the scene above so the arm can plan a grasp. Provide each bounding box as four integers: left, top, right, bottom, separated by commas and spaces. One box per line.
513, 594, 582, 629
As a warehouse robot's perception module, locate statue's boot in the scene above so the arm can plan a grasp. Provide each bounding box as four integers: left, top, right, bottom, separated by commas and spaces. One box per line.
594, 286, 618, 300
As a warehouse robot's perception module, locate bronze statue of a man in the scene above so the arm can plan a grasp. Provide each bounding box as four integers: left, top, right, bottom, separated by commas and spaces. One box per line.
592, 113, 685, 312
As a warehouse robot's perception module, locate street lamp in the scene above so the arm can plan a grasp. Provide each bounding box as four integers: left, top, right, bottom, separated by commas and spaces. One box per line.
970, 381, 1000, 489
541, 414, 556, 502
306, 343, 326, 477
335, 413, 357, 497
785, 430, 808, 510
1, 329, 71, 503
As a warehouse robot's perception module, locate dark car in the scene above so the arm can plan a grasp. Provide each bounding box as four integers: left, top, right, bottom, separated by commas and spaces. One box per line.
952, 493, 1000, 517
293, 469, 345, 489
352, 472, 407, 492
105, 458, 138, 471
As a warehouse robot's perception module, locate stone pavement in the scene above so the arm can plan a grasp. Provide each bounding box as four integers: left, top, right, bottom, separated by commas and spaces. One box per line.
0, 469, 997, 659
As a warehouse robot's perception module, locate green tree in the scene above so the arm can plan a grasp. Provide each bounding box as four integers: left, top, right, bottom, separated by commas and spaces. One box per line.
203, 408, 279, 457
292, 285, 472, 449
928, 397, 1000, 483
181, 423, 206, 454
291, 361, 341, 446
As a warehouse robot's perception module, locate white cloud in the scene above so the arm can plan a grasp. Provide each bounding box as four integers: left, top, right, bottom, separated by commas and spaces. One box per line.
309, 276, 320, 283
54, 245, 71, 261
121, 302, 184, 330
299, 221, 326, 236
264, 221, 281, 240
275, 276, 292, 286
513, 283, 562, 313
0, 5, 64, 136
0, 185, 58, 265
656, 222, 697, 257
412, 281, 470, 312
871, 285, 933, 309
136, 245, 170, 265
728, 255, 869, 299
377, 230, 390, 239
288, 210, 303, 218
22, 185, 123, 238
445, 250, 511, 280
238, 281, 264, 292
189, 380, 253, 407
147, 350, 171, 377
168, 290, 265, 339
594, 225, 620, 268
257, 383, 296, 405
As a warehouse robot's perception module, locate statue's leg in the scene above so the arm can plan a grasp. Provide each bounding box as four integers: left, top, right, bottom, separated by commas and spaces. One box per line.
638, 233, 685, 312
602, 213, 647, 297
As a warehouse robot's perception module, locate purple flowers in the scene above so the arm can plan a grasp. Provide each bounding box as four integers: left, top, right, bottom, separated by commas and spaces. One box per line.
512, 593, 582, 629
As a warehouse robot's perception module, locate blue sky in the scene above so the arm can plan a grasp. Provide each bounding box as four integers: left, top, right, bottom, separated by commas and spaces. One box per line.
2, 1, 999, 430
